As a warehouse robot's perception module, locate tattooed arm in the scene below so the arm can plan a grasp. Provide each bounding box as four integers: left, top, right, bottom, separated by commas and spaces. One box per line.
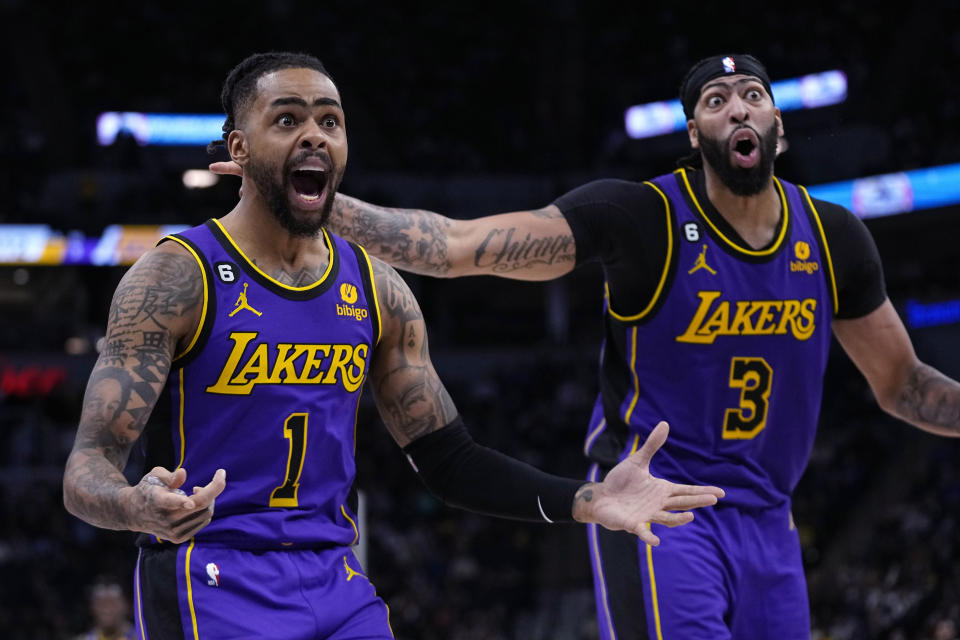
63, 243, 226, 542
833, 299, 960, 436
329, 195, 576, 280
366, 256, 723, 541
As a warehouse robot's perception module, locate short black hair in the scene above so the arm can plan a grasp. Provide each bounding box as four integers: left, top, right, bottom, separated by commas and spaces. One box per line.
208, 52, 334, 154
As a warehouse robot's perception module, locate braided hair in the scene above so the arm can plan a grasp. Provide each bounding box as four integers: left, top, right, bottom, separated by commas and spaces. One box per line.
207, 52, 334, 154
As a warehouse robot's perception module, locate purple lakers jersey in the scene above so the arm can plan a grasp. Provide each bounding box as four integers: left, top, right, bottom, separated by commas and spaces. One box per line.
585, 170, 836, 508
142, 219, 380, 548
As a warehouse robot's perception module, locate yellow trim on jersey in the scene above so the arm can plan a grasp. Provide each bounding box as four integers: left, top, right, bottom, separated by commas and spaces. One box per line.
646, 542, 664, 640
135, 550, 146, 636
185, 538, 200, 639
583, 418, 607, 456
606, 181, 674, 322
177, 370, 186, 470
162, 236, 209, 361
341, 504, 359, 546
798, 185, 840, 314
623, 327, 641, 424
211, 219, 336, 291
357, 245, 383, 345
629, 433, 641, 455
678, 168, 790, 257
587, 464, 619, 640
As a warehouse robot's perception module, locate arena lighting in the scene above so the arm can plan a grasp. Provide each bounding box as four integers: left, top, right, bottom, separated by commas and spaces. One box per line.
183, 169, 220, 189
806, 163, 960, 219
3, 161, 960, 266
624, 70, 848, 139
97, 112, 224, 146
905, 299, 960, 329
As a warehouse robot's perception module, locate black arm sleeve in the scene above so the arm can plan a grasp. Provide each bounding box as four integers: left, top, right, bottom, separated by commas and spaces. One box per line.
813, 198, 887, 319
402, 417, 584, 523
554, 179, 671, 317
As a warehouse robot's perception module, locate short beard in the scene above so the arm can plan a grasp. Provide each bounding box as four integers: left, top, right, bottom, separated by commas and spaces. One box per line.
246, 156, 336, 238
698, 122, 778, 196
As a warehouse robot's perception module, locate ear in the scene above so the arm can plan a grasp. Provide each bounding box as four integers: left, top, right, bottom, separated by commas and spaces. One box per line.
774, 107, 784, 138
687, 119, 699, 149
227, 130, 249, 167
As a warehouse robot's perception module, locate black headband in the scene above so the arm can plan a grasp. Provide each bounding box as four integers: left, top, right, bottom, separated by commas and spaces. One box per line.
679, 54, 773, 119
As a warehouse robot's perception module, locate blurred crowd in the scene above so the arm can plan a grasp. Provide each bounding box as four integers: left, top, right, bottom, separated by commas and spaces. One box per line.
1, 343, 958, 638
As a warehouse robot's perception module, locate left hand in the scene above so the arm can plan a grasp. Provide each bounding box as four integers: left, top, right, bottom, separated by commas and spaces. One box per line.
572, 421, 725, 546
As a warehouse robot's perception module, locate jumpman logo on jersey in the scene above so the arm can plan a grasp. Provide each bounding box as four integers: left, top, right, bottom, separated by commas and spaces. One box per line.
688, 244, 717, 275
229, 282, 263, 317
343, 556, 363, 582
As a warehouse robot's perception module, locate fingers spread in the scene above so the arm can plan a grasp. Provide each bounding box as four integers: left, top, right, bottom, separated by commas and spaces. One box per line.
189, 469, 227, 509
670, 483, 726, 498
636, 527, 661, 547
633, 421, 669, 466
650, 511, 695, 528
663, 494, 720, 511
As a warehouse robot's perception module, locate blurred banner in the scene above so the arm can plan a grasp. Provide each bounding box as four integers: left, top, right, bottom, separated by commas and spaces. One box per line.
0, 225, 188, 266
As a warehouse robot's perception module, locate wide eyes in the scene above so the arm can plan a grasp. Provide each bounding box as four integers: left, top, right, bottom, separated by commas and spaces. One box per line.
275, 114, 339, 128
703, 87, 765, 109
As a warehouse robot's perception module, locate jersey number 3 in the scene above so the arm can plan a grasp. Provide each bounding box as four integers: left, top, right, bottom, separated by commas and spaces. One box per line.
723, 357, 772, 439
270, 413, 308, 507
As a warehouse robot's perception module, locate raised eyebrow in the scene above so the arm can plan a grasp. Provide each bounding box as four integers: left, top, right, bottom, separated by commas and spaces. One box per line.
701, 77, 765, 96
269, 96, 343, 110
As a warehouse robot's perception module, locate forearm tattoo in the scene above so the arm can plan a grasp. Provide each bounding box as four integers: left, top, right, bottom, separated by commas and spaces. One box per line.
64, 252, 202, 529
331, 195, 453, 276
897, 363, 960, 434
473, 223, 575, 274
369, 258, 457, 443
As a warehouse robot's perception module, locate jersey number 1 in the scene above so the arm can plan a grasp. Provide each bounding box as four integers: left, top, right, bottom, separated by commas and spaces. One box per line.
270, 413, 308, 507
723, 357, 772, 439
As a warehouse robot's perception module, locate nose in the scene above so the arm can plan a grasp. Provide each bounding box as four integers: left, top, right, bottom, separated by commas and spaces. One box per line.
726, 94, 750, 124
299, 119, 327, 149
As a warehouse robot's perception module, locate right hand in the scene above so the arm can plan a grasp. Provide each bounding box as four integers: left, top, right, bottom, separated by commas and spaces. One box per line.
126, 466, 226, 543
208, 161, 242, 177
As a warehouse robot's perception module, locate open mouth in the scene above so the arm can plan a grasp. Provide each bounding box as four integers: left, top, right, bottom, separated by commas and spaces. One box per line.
290, 169, 329, 202
734, 138, 756, 156
729, 128, 760, 168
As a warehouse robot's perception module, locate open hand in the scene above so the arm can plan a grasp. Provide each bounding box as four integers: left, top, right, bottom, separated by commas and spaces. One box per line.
572, 422, 724, 546
126, 466, 226, 543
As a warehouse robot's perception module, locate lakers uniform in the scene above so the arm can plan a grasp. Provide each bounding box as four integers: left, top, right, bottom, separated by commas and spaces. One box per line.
579, 169, 837, 640
134, 219, 391, 640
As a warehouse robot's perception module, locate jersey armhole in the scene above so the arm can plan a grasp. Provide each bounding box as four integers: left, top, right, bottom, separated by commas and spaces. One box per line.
157, 235, 215, 363
351, 243, 383, 346
797, 185, 840, 315
604, 180, 675, 323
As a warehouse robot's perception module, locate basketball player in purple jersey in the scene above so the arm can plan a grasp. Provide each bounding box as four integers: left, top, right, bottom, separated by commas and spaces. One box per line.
62, 52, 725, 640
210, 53, 960, 638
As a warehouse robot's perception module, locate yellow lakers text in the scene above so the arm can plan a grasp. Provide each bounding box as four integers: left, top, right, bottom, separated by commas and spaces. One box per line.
676, 291, 817, 344
206, 332, 368, 394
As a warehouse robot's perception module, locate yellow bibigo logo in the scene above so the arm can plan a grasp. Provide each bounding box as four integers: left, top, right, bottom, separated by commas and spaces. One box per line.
337, 282, 367, 322
340, 283, 358, 304
790, 241, 819, 274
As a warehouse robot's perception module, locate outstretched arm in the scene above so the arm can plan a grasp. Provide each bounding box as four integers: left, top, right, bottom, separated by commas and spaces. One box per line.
208, 161, 576, 280
366, 256, 723, 544
833, 299, 960, 436
63, 243, 226, 542
331, 194, 576, 280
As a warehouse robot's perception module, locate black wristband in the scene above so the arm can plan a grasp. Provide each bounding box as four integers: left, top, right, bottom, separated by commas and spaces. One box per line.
402, 417, 584, 523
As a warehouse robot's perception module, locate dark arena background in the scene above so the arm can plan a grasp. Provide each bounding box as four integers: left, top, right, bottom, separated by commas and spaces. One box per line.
2, 3, 960, 638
